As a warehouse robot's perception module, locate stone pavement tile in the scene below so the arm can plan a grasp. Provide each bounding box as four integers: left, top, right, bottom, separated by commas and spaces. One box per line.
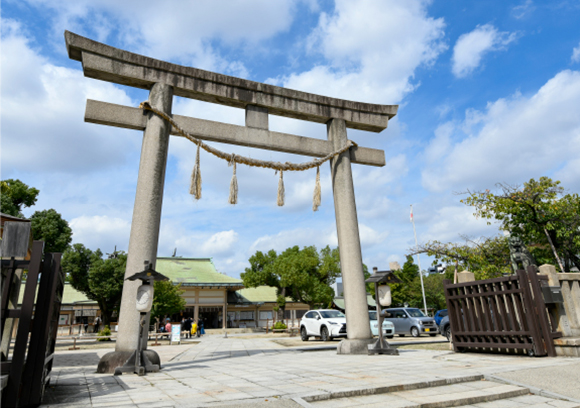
545, 400, 580, 408
471, 397, 529, 407
311, 396, 361, 407
171, 391, 218, 404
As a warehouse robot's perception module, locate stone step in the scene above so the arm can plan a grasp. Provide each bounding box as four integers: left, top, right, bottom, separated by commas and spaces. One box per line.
305, 379, 530, 408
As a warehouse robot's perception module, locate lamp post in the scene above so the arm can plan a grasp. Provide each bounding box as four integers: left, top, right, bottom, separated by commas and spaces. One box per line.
114, 261, 169, 376
365, 267, 401, 355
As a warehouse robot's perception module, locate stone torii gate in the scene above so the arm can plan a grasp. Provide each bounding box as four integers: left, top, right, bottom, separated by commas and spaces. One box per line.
64, 31, 398, 370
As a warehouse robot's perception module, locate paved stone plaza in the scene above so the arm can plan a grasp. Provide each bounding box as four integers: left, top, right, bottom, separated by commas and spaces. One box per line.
41, 334, 580, 408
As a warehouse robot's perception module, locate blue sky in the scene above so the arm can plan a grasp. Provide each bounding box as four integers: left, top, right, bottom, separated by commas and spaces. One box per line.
2, 0, 580, 278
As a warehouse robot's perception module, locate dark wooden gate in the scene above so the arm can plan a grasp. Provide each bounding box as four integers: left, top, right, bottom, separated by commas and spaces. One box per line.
443, 265, 560, 357
1, 241, 65, 408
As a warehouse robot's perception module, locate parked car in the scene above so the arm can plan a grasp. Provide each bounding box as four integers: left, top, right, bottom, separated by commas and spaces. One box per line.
383, 307, 439, 337
439, 315, 451, 341
369, 311, 395, 338
300, 309, 347, 341
434, 309, 448, 326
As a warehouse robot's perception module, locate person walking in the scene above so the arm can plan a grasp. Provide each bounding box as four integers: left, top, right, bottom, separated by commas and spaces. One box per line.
192, 320, 198, 338
200, 319, 205, 337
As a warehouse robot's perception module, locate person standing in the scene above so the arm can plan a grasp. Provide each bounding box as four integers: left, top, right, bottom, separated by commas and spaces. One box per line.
94, 316, 101, 333
183, 317, 192, 339
164, 318, 172, 335
200, 319, 205, 337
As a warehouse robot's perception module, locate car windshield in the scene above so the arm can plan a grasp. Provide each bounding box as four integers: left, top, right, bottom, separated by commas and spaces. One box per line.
320, 310, 345, 319
369, 311, 377, 320
406, 308, 426, 317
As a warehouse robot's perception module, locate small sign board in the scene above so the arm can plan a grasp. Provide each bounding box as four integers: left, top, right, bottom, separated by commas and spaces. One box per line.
171, 325, 181, 345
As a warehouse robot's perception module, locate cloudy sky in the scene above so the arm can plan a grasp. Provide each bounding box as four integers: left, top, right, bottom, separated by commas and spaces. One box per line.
2, 0, 580, 278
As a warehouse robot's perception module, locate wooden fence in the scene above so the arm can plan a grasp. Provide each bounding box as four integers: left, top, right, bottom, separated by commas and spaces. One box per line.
443, 265, 561, 357
1, 241, 65, 408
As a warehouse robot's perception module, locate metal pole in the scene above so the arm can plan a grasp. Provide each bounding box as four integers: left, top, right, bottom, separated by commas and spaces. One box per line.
411, 205, 428, 315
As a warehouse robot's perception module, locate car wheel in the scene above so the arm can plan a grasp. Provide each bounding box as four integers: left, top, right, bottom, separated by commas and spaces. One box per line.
429, 334, 437, 337
444, 326, 451, 342
320, 326, 330, 342
398, 334, 405, 337
386, 335, 394, 339
410, 327, 420, 337
300, 327, 309, 342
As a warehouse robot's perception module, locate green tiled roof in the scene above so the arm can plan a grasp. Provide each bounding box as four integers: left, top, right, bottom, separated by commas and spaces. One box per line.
18, 282, 95, 305
155, 257, 243, 288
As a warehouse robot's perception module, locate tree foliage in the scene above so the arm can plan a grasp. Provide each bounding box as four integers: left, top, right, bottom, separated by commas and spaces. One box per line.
151, 280, 186, 323
62, 244, 126, 326
0, 179, 39, 217
411, 235, 511, 280
241, 245, 341, 313
462, 177, 580, 271
30, 209, 73, 253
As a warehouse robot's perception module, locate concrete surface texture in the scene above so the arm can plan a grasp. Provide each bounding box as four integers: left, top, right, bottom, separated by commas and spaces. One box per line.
327, 118, 373, 348
41, 334, 580, 407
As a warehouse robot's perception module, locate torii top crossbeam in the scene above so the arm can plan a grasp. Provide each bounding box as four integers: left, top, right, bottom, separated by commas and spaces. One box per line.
65, 31, 397, 133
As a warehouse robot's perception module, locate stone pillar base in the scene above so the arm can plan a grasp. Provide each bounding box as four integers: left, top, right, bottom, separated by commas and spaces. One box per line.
337, 338, 375, 355
554, 337, 580, 357
96, 350, 160, 374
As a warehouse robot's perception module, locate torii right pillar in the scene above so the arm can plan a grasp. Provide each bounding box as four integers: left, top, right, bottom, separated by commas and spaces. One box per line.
328, 118, 374, 354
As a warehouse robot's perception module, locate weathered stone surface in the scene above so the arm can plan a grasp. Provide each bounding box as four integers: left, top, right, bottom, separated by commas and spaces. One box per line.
65, 31, 397, 132
246, 105, 268, 130
336, 338, 375, 355
115, 83, 173, 354
457, 271, 475, 283
96, 350, 160, 374
85, 99, 387, 167
328, 118, 372, 343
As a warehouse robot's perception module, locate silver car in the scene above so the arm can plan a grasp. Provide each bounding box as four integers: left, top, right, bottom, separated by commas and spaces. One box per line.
383, 307, 439, 337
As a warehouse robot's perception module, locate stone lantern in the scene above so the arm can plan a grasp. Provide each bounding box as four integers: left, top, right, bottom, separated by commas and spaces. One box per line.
114, 261, 169, 376
365, 267, 401, 355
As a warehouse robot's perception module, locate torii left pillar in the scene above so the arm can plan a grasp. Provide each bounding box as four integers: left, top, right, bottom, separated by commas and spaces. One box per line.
98, 83, 173, 373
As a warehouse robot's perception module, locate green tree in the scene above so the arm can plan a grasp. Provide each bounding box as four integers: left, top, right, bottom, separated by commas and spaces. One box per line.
409, 274, 447, 312
242, 245, 341, 317
62, 244, 126, 326
151, 281, 186, 325
462, 177, 580, 271
388, 255, 420, 307
30, 209, 73, 253
0, 179, 39, 217
411, 235, 511, 280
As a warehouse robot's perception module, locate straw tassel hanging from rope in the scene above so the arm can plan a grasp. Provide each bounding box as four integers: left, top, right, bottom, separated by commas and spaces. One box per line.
228, 156, 238, 205
190, 144, 202, 200
277, 170, 285, 206
313, 166, 321, 211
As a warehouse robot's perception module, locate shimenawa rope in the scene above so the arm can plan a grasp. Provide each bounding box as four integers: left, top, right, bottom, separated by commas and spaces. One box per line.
139, 101, 357, 209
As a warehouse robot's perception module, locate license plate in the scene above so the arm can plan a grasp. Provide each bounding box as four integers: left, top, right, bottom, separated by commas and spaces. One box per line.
425, 328, 430, 332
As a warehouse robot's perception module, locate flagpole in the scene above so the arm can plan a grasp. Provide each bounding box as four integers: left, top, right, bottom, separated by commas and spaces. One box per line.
411, 205, 428, 315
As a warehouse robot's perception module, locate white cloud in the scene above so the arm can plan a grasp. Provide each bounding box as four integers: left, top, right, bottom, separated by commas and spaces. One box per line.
1, 20, 137, 174
250, 227, 338, 254
452, 24, 517, 78
269, 0, 446, 103
422, 70, 580, 192
512, 0, 535, 19
70, 215, 131, 251
20, 0, 299, 76
201, 230, 239, 256
572, 42, 580, 63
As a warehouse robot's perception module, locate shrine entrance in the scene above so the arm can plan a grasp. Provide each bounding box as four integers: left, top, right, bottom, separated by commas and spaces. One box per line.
64, 31, 398, 371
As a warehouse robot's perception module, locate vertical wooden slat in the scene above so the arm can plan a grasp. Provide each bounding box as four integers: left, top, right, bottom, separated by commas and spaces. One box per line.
526, 266, 556, 357
517, 268, 546, 356
21, 253, 64, 407
4, 241, 43, 408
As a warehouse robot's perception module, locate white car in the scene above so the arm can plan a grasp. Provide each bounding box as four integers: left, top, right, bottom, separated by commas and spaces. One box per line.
300, 309, 347, 341
369, 311, 395, 338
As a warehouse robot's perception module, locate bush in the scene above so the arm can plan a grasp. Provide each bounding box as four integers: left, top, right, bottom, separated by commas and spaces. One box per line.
97, 325, 112, 341
273, 321, 287, 330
